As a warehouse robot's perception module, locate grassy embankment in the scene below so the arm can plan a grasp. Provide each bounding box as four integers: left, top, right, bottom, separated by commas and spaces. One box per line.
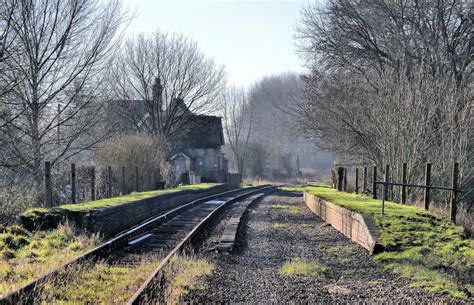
1, 184, 214, 297
57, 183, 214, 212
0, 224, 100, 297
37, 254, 212, 303
302, 185, 473, 299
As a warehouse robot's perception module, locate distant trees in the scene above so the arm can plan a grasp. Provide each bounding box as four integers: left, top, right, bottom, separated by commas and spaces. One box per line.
295, 0, 472, 207
220, 73, 329, 180
0, 0, 129, 193
221, 86, 253, 175
112, 31, 226, 139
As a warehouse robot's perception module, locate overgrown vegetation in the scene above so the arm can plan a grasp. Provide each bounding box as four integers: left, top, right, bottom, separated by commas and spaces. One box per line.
305, 186, 473, 299
0, 224, 99, 297
39, 257, 161, 303
19, 184, 214, 231
57, 183, 213, 212
280, 258, 328, 277
164, 255, 214, 303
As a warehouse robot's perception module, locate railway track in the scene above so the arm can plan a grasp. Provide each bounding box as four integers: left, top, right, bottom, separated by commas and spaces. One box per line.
0, 185, 275, 304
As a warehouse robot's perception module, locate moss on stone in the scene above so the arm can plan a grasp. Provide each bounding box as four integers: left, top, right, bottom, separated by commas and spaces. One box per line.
305, 185, 473, 299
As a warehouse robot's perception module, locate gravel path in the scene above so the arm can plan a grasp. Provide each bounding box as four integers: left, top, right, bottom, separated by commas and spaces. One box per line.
184, 190, 465, 303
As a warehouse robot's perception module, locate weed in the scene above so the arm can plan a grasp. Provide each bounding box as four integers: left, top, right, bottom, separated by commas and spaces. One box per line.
0, 223, 100, 296
272, 223, 288, 229
305, 185, 474, 299
164, 255, 214, 303
40, 256, 161, 303
272, 204, 301, 214
280, 258, 328, 277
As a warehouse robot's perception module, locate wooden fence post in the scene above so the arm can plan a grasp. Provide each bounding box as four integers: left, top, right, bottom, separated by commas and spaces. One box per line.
355, 168, 359, 194
363, 167, 367, 193
401, 163, 407, 204
121, 166, 126, 195
44, 161, 53, 207
135, 166, 139, 193
343, 168, 348, 191
450, 162, 459, 223
107, 165, 112, 198
71, 163, 76, 204
424, 163, 431, 210
384, 165, 390, 200
90, 167, 96, 201
372, 166, 377, 199
337, 167, 344, 191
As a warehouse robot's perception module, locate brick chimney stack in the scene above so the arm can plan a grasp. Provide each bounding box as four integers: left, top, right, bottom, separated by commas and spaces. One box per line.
152, 77, 163, 102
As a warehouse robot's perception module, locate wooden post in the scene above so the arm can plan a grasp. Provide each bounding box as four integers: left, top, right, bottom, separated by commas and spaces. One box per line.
44, 161, 53, 207
424, 163, 431, 210
450, 162, 458, 223
71, 163, 76, 204
135, 166, 139, 193
355, 168, 359, 194
121, 166, 126, 195
343, 168, 348, 191
363, 167, 367, 193
90, 167, 96, 201
337, 167, 344, 191
384, 165, 390, 200
401, 163, 407, 204
107, 166, 112, 198
372, 166, 377, 199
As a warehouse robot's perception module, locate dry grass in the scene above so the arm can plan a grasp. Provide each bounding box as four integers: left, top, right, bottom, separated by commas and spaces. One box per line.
272, 204, 301, 214
164, 255, 213, 304
272, 223, 288, 229
305, 185, 474, 299
38, 255, 162, 303
0, 223, 99, 297
280, 258, 328, 277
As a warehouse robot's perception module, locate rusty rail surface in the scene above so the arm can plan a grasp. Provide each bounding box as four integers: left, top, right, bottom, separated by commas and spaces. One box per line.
127, 185, 275, 304
0, 185, 273, 304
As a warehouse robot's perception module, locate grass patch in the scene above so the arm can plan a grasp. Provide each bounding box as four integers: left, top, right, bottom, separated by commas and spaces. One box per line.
58, 183, 214, 212
164, 255, 214, 303
272, 223, 288, 229
272, 204, 301, 214
280, 258, 328, 277
39, 256, 161, 303
20, 184, 216, 231
305, 185, 474, 299
0, 224, 99, 297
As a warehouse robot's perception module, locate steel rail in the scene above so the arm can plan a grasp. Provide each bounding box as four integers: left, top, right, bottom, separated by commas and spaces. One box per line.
127, 186, 276, 304
0, 185, 270, 304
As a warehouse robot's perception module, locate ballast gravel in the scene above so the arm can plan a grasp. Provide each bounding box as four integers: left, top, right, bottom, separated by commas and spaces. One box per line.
184, 190, 466, 303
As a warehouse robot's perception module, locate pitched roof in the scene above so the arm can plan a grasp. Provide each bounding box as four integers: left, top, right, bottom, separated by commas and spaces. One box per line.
175, 115, 225, 150
170, 152, 191, 161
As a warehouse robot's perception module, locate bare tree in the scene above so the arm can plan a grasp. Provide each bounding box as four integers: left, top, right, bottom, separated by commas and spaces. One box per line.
296, 0, 473, 86
112, 31, 226, 139
295, 0, 472, 222
0, 0, 129, 191
221, 86, 253, 175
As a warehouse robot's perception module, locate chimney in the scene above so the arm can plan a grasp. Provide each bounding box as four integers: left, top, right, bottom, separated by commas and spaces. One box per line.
152, 77, 163, 102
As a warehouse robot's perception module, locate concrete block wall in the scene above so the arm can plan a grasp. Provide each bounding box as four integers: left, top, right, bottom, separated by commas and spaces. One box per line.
304, 192, 382, 254
68, 184, 232, 238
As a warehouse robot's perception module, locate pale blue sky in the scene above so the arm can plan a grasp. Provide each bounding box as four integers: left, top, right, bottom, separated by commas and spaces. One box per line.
123, 0, 312, 87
